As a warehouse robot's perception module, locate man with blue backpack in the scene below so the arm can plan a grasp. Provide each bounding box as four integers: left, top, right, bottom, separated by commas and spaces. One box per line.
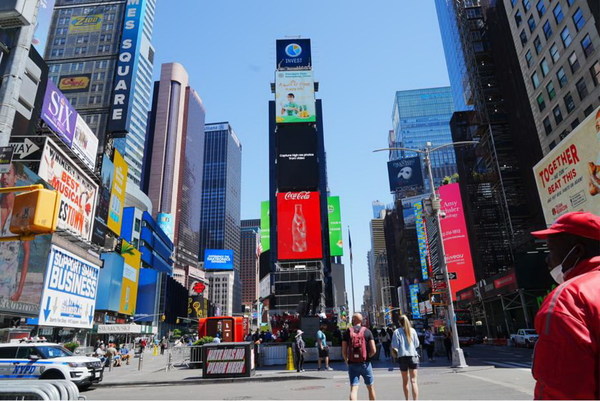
342, 313, 377, 400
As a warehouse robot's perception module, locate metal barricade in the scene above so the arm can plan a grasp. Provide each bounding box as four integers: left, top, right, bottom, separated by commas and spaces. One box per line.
0, 380, 85, 400
168, 346, 192, 369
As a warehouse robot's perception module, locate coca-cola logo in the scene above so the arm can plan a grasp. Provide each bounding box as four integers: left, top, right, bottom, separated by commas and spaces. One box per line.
284, 191, 311, 200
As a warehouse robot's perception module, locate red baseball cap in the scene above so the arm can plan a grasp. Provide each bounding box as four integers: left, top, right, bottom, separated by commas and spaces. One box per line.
531, 211, 600, 241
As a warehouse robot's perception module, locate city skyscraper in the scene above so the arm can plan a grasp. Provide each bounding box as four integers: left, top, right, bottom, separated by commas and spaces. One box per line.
502, 0, 599, 153
144, 62, 206, 288
44, 0, 156, 185
391, 87, 456, 189
200, 122, 242, 315
240, 219, 260, 309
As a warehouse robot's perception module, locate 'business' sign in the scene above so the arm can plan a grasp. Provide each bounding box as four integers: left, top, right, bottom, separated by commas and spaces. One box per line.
107, 0, 147, 135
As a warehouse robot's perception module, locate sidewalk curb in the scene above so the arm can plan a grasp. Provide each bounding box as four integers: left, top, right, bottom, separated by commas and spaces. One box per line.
96, 373, 326, 387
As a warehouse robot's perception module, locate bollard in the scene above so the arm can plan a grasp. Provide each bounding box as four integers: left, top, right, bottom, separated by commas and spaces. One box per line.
286, 346, 295, 371
108, 356, 112, 372
153, 345, 159, 356
138, 350, 143, 371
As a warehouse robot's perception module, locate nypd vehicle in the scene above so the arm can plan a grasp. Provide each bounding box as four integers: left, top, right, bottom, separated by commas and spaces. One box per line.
0, 342, 103, 389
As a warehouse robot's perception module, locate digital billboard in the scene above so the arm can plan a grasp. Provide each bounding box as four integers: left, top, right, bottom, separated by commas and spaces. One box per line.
119, 241, 140, 316
327, 196, 343, 256
107, 150, 127, 235
276, 39, 312, 70
107, 0, 147, 135
38, 245, 100, 328
533, 106, 600, 224
439, 183, 476, 296
276, 124, 319, 190
414, 201, 429, 280
387, 157, 424, 195
277, 191, 323, 260
68, 14, 103, 33
96, 253, 124, 312
204, 250, 234, 270
260, 201, 270, 252
157, 212, 174, 241
91, 155, 113, 245
0, 164, 53, 316
409, 284, 421, 319
38, 138, 98, 241
72, 115, 99, 171
58, 74, 92, 93
41, 80, 77, 147
275, 70, 316, 123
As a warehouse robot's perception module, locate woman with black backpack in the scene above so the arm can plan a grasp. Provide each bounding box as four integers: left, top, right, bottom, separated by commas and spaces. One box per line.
391, 315, 420, 400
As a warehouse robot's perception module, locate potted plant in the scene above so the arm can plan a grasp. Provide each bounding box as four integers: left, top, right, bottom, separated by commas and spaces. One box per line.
63, 342, 79, 353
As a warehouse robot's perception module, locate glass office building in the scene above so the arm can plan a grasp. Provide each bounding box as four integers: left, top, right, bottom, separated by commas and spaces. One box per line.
45, 0, 156, 186
200, 122, 242, 314
391, 87, 456, 189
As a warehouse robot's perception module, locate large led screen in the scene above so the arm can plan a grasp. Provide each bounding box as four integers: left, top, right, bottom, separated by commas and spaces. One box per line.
275, 70, 316, 123
276, 38, 312, 70
276, 124, 319, 191
327, 196, 343, 256
277, 191, 323, 260
204, 250, 234, 270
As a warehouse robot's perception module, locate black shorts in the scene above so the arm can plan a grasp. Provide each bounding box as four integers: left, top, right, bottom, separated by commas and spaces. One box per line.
398, 356, 419, 371
318, 347, 329, 358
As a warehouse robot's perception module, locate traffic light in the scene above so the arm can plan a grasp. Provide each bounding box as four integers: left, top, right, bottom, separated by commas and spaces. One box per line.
10, 188, 61, 237
161, 314, 166, 322
176, 318, 180, 324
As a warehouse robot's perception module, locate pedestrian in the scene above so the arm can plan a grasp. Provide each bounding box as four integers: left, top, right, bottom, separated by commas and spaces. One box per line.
391, 315, 420, 400
443, 332, 452, 362
342, 313, 377, 401
316, 324, 333, 371
140, 338, 147, 353
380, 329, 391, 359
160, 336, 167, 355
530, 211, 600, 400
423, 327, 434, 362
294, 329, 306, 372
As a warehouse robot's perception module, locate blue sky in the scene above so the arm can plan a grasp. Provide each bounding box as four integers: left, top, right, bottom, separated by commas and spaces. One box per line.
151, 1, 451, 312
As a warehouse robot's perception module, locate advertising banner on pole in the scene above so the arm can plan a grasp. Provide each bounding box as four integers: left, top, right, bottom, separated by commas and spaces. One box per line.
276, 191, 323, 260
275, 70, 316, 123
414, 201, 430, 280
119, 241, 140, 316
72, 115, 99, 171
41, 80, 77, 147
387, 157, 424, 195
409, 284, 421, 319
533, 106, 600, 224
38, 245, 100, 328
260, 201, 270, 252
107, 150, 127, 235
327, 196, 343, 256
276, 38, 312, 70
438, 183, 476, 297
38, 138, 98, 241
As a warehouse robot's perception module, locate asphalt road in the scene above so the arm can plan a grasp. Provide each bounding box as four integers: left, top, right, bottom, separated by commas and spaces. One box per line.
85, 345, 536, 400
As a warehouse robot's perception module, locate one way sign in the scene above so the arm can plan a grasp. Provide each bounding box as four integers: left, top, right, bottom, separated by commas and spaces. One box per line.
10, 137, 45, 161
434, 272, 457, 281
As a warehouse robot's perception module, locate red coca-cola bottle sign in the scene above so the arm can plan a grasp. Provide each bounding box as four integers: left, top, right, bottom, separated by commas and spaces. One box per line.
292, 204, 307, 252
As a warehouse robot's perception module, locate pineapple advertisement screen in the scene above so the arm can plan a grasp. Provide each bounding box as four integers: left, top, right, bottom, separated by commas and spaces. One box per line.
276, 191, 323, 260
276, 124, 319, 191
275, 70, 316, 123
119, 240, 140, 316
327, 196, 343, 257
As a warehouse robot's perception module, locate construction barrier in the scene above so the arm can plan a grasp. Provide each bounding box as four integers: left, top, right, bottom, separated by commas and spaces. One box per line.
0, 380, 84, 400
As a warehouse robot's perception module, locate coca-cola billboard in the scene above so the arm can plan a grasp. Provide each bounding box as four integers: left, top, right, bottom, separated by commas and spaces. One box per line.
277, 191, 323, 260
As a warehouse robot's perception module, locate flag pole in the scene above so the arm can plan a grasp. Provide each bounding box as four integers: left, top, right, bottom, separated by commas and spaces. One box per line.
348, 226, 356, 314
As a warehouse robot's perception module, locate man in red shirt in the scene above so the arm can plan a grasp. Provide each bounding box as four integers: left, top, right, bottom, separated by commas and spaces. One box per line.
530, 211, 600, 400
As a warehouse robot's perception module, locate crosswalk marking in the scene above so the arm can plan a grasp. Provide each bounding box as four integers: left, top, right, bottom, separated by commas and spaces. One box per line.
483, 360, 531, 370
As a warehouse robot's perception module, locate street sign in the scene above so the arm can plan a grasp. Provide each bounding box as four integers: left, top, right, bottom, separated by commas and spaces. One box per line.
432, 280, 447, 290
434, 272, 457, 281
0, 146, 13, 173
9, 137, 46, 161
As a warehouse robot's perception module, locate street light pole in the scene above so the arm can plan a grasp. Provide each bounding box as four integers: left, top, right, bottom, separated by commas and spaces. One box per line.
374, 141, 477, 368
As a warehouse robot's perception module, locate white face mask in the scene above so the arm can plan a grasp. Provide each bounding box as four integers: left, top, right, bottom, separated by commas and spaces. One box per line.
549, 246, 579, 284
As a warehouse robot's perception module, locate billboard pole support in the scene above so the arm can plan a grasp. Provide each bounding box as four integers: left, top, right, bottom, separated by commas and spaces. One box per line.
348, 226, 355, 314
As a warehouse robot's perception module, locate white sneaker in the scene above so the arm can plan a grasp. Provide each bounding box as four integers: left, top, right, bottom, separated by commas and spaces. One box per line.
326, 367, 333, 371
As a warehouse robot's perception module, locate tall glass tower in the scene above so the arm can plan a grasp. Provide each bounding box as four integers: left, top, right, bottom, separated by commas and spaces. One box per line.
45, 0, 156, 186
391, 87, 456, 189
200, 122, 242, 314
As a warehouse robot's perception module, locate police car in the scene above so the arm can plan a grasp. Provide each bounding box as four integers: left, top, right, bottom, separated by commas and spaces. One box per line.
0, 342, 103, 389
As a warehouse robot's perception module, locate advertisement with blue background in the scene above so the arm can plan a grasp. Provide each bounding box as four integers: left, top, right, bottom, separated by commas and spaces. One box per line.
38, 245, 100, 328
157, 213, 174, 241
409, 284, 421, 319
387, 156, 424, 194
204, 250, 234, 270
96, 253, 125, 312
414, 201, 429, 280
276, 39, 312, 70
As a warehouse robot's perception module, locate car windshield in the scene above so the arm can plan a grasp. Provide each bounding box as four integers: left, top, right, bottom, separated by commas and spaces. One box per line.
523, 330, 537, 335
37, 346, 73, 358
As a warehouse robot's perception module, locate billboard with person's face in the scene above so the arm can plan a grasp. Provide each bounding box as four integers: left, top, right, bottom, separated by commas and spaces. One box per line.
275, 70, 316, 123
0, 164, 53, 316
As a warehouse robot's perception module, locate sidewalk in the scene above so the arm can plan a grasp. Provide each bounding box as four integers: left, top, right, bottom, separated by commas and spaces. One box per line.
97, 350, 493, 387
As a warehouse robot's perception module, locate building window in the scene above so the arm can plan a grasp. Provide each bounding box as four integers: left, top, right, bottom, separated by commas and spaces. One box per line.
53, 38, 66, 46
567, 52, 580, 73
75, 36, 88, 44
57, 28, 67, 35
49, 64, 61, 73
549, 43, 559, 63
74, 47, 87, 55
570, 119, 579, 129
564, 92, 575, 113
559, 130, 569, 140
553, 3, 563, 23
572, 8, 585, 31
534, 36, 543, 54
531, 71, 541, 88
94, 72, 106, 81
566, 0, 574, 5
581, 34, 594, 57
520, 30, 528, 45
103, 23, 114, 31
71, 62, 84, 71
134, 218, 141, 232
561, 27, 572, 47
68, 97, 77, 106
96, 60, 109, 69
552, 105, 563, 124
575, 78, 588, 100
537, 93, 546, 111
523, 0, 531, 11
546, 81, 556, 99
50, 49, 64, 57
556, 67, 568, 87
591, 62, 600, 86
515, 9, 523, 26
543, 117, 552, 135
100, 34, 112, 42
536, 0, 546, 16
542, 20, 553, 39
98, 45, 111, 53
549, 140, 556, 150
540, 58, 550, 76
525, 49, 533, 67
528, 15, 536, 32
89, 95, 102, 105
91, 83, 104, 92
584, 105, 594, 117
